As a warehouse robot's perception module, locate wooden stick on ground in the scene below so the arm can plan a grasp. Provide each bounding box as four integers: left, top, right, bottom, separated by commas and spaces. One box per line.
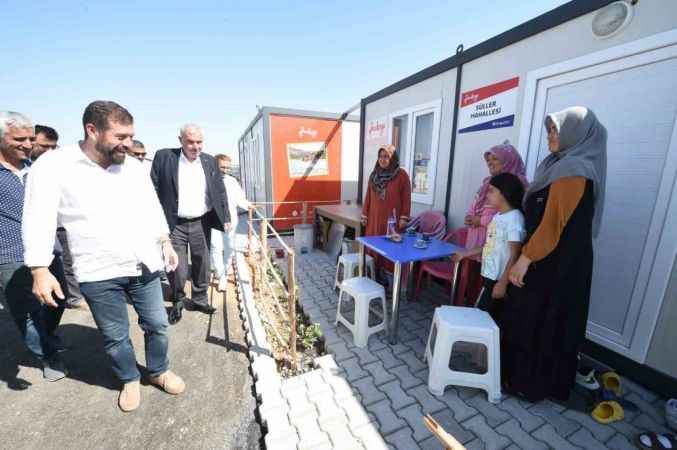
423, 414, 466, 450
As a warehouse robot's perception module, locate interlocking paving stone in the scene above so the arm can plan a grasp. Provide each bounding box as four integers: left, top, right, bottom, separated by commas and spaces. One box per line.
377, 337, 412, 355
303, 370, 334, 398
374, 347, 405, 370
532, 424, 582, 450
260, 404, 293, 434
353, 376, 387, 406
419, 435, 446, 450
396, 402, 433, 441
429, 409, 476, 444
397, 350, 428, 372
633, 413, 673, 435
321, 421, 361, 449
390, 364, 425, 390
495, 397, 544, 432
378, 380, 417, 410
264, 427, 300, 450
463, 438, 484, 450
365, 399, 407, 435
496, 419, 548, 450
461, 415, 512, 450
383, 426, 420, 450
626, 392, 667, 425
466, 394, 511, 427
340, 357, 369, 382
563, 409, 617, 442
622, 377, 659, 403
567, 427, 607, 450
529, 401, 581, 437
405, 338, 428, 356
297, 431, 332, 450
338, 396, 374, 431
408, 384, 447, 414
352, 423, 390, 450
438, 388, 479, 422
610, 417, 644, 440
323, 373, 357, 401
326, 341, 357, 363
352, 346, 381, 366
606, 433, 637, 450
364, 361, 397, 386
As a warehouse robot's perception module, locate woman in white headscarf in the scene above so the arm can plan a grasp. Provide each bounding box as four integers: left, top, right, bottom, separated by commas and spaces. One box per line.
501, 107, 607, 403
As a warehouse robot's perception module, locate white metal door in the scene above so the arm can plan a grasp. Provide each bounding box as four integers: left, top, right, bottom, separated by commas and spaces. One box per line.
519, 31, 677, 362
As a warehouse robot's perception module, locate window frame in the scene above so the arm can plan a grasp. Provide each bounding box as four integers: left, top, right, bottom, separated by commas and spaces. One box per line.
387, 99, 442, 205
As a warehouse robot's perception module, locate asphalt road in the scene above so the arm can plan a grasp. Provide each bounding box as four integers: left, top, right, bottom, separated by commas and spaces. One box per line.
0, 280, 260, 450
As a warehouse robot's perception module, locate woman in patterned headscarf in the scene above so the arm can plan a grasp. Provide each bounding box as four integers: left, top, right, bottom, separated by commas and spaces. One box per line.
502, 107, 607, 403
361, 144, 412, 274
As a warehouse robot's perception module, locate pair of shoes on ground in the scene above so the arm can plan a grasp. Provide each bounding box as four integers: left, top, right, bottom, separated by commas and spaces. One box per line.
576, 368, 631, 424
119, 370, 185, 412
636, 432, 676, 450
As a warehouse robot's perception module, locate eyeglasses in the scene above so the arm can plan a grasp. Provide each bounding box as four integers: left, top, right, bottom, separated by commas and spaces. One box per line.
35, 143, 60, 150
130, 152, 147, 158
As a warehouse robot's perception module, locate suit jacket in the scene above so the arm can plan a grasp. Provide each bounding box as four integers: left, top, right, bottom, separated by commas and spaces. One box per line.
151, 148, 230, 232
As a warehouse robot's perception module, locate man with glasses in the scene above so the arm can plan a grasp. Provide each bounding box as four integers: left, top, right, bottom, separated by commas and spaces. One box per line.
127, 140, 152, 174
31, 125, 59, 161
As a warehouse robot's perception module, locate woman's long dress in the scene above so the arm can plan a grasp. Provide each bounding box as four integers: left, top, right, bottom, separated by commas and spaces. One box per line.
362, 169, 411, 273
501, 176, 595, 402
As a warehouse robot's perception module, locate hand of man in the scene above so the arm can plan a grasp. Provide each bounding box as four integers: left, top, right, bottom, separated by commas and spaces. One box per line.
162, 242, 179, 272
224, 222, 232, 232
508, 255, 531, 288
31, 267, 63, 308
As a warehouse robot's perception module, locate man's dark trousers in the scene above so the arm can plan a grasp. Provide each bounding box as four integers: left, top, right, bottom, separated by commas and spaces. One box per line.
170, 217, 211, 307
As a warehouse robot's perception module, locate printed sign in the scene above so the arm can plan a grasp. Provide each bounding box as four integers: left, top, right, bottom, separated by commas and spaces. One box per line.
287, 141, 329, 178
366, 117, 387, 141
458, 77, 519, 134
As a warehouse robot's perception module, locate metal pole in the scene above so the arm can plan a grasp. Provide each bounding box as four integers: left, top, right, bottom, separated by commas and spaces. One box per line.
390, 262, 402, 344
247, 207, 253, 256
287, 251, 298, 369
302, 202, 308, 225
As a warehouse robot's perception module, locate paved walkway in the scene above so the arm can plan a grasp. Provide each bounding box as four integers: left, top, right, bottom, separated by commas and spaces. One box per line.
0, 280, 260, 450
285, 249, 670, 450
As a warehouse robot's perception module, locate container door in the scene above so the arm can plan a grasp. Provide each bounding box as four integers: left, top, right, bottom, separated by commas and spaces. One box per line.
523, 39, 677, 361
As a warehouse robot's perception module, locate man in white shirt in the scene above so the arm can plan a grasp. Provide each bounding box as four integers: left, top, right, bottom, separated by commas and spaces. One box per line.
23, 101, 184, 412
151, 125, 231, 319
211, 154, 250, 291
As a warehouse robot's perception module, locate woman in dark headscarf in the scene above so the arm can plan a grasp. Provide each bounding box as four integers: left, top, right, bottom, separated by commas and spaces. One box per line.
361, 144, 412, 273
502, 106, 607, 402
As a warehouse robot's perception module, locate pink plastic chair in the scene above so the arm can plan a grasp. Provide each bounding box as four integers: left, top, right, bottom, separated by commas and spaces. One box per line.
406, 210, 447, 240
415, 227, 481, 305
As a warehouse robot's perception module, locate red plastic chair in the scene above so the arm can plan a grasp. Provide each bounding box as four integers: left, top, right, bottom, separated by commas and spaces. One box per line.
415, 227, 483, 305
406, 210, 447, 240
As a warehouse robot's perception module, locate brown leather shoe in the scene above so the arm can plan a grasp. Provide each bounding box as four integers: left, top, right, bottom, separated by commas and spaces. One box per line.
119, 381, 140, 412
149, 371, 185, 395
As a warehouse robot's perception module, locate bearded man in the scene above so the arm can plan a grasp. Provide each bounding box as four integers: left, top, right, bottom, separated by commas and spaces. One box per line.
22, 100, 184, 412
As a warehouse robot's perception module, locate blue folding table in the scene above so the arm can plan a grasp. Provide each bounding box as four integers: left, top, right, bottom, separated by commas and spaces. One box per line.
356, 235, 464, 344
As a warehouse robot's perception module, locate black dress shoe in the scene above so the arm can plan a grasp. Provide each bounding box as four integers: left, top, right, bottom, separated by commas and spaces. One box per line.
168, 302, 183, 324
191, 301, 216, 314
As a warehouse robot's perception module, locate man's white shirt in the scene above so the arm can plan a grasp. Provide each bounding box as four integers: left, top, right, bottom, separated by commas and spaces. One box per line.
224, 174, 249, 231
177, 151, 209, 219
22, 144, 170, 283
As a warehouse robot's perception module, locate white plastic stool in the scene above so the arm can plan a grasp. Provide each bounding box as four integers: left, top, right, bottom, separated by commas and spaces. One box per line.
334, 253, 375, 290
335, 277, 387, 348
424, 305, 501, 403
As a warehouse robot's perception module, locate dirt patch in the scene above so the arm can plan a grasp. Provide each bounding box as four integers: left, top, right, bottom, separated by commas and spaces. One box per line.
246, 254, 324, 378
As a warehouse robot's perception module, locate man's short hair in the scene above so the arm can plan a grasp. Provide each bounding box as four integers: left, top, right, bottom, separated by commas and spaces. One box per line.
215, 154, 232, 163
0, 111, 32, 138
132, 139, 144, 148
82, 101, 133, 139
35, 124, 59, 141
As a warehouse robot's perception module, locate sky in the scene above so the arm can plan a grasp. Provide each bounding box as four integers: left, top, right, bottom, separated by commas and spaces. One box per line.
4, 0, 569, 161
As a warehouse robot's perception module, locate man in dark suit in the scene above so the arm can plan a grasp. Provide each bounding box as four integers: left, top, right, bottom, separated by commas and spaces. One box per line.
151, 124, 230, 320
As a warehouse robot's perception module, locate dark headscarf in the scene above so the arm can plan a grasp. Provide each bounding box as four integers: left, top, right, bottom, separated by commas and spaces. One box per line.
525, 106, 607, 236
369, 144, 401, 200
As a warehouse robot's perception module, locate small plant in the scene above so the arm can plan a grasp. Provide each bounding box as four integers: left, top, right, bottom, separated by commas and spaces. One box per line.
297, 322, 322, 350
